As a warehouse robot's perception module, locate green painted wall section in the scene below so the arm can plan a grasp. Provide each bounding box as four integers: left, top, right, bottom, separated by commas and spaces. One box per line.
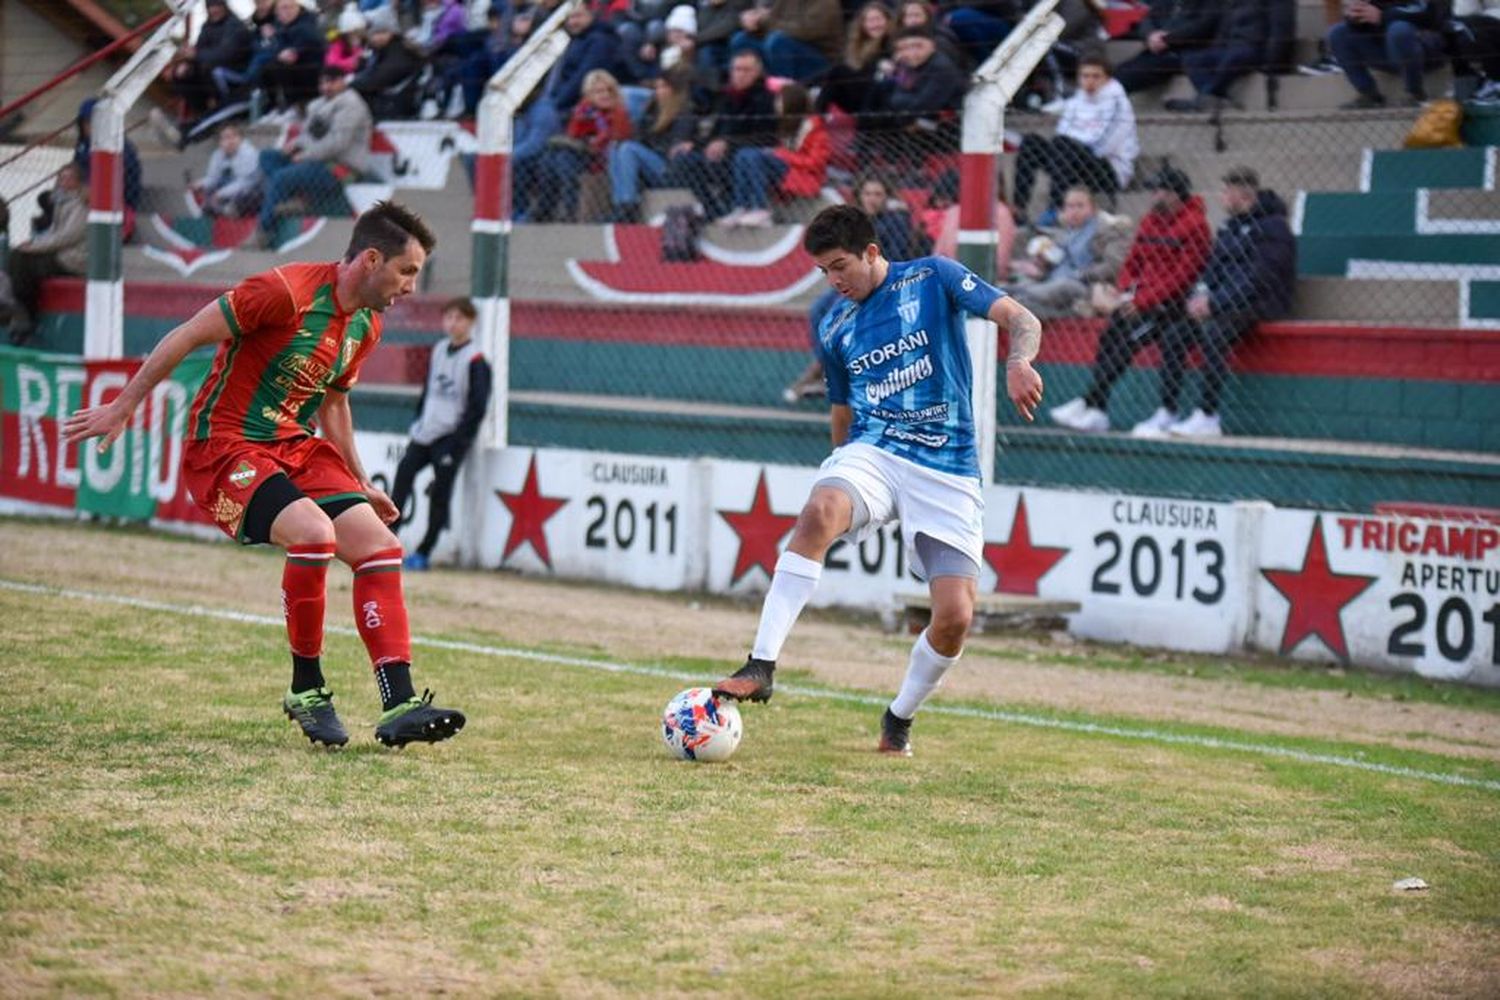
1368, 147, 1490, 192
1470, 280, 1500, 321
1299, 191, 1417, 237
1299, 233, 1500, 276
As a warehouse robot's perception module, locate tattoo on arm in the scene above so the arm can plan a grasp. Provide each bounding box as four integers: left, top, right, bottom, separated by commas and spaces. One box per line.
1006, 306, 1042, 366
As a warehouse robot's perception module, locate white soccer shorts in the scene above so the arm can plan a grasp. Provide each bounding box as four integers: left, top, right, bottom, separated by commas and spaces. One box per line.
814, 442, 985, 579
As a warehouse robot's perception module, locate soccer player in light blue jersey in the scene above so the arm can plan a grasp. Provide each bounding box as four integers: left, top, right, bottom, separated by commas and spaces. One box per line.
715, 204, 1045, 755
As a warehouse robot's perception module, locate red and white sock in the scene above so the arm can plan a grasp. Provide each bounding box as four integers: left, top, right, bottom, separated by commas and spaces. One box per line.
283, 543, 336, 659
352, 547, 413, 670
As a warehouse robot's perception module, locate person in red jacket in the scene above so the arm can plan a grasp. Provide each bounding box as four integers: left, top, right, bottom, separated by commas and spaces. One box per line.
722, 82, 830, 228
1049, 166, 1211, 434
532, 68, 634, 222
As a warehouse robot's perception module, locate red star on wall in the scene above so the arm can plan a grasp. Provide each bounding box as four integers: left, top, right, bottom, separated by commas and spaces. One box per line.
496, 453, 568, 569
1261, 515, 1377, 661
718, 471, 799, 585
983, 494, 1069, 595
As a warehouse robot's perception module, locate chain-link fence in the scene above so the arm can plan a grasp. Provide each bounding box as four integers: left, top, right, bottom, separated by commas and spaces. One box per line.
501, 101, 1498, 515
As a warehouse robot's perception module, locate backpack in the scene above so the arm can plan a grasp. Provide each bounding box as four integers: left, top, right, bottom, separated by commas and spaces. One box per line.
1403, 99, 1463, 150
661, 205, 703, 262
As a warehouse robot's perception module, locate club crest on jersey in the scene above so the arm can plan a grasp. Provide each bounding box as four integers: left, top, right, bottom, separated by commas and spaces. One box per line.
228, 461, 258, 490
897, 300, 920, 324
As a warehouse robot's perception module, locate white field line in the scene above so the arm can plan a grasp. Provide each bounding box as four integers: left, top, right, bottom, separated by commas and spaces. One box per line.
4, 577, 1498, 794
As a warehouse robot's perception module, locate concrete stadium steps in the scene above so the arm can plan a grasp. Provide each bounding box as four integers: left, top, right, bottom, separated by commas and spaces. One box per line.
1292, 277, 1460, 324
1365, 146, 1496, 192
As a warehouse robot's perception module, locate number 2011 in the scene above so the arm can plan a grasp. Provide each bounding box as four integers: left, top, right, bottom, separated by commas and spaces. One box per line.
1388, 593, 1499, 665
1090, 531, 1225, 604
584, 495, 677, 555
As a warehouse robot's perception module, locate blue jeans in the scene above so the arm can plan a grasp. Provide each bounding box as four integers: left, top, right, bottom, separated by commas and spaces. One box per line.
731, 147, 787, 210
609, 141, 668, 207
1327, 21, 1444, 99
945, 8, 1013, 66
257, 149, 348, 232
729, 31, 831, 82
1182, 43, 1262, 98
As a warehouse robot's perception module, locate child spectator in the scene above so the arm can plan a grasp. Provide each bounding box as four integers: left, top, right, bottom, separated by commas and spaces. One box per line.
325, 8, 368, 76
193, 124, 263, 217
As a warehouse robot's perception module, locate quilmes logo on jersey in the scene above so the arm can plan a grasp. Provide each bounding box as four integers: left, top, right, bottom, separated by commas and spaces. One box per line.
228, 461, 258, 490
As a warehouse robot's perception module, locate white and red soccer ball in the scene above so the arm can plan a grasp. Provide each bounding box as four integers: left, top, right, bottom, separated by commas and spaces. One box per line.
661, 687, 743, 762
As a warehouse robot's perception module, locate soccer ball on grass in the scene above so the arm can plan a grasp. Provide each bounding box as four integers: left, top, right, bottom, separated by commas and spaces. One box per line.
661, 687, 743, 762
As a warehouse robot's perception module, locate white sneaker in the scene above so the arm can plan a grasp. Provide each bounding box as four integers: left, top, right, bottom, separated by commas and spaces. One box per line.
717, 208, 746, 228
1048, 397, 1087, 423
1052, 401, 1109, 432
1168, 408, 1223, 437
419, 98, 440, 121
1130, 406, 1176, 438
737, 208, 772, 228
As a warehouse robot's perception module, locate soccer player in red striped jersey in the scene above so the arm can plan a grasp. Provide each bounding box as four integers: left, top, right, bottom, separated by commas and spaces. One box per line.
63, 201, 465, 749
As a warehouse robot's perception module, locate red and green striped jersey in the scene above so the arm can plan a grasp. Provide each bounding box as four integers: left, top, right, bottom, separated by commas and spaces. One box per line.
188, 262, 382, 441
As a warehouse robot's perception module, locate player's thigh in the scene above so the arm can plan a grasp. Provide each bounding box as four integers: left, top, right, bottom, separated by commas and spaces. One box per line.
268, 495, 337, 549
331, 501, 400, 565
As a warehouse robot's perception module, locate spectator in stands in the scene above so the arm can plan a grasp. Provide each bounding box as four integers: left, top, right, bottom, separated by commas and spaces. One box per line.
258, 0, 328, 116
410, 0, 470, 52
938, 0, 1019, 67
412, 0, 482, 117
550, 3, 624, 115
613, 1, 677, 82
1113, 0, 1225, 94
166, 0, 253, 120
782, 173, 929, 403
818, 1, 897, 114
1009, 186, 1131, 319
325, 8, 369, 76
861, 25, 967, 166
669, 47, 776, 220
1011, 54, 1136, 226
208, 0, 278, 105
1, 164, 87, 345
1327, 0, 1446, 107
352, 7, 425, 118
609, 64, 699, 222
73, 98, 141, 212
658, 5, 709, 89
730, 0, 845, 83
896, 0, 967, 69
696, 0, 753, 79
257, 67, 373, 241
532, 69, 633, 222
1165, 0, 1295, 112
723, 82, 829, 227
392, 297, 493, 571
1448, 1, 1500, 102
1149, 167, 1297, 437
192, 124, 263, 218
1049, 165, 1211, 434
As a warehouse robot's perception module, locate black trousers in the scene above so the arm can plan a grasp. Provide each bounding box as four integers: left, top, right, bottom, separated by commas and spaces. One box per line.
1083, 303, 1188, 411
1012, 133, 1119, 219
1159, 310, 1257, 414
1113, 48, 1186, 93
391, 438, 465, 558
5, 250, 68, 338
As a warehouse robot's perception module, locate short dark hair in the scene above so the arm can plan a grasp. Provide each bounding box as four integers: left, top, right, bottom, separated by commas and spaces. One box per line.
442, 296, 477, 319
319, 65, 346, 82
895, 25, 935, 42
1078, 51, 1111, 75
1222, 166, 1260, 189
345, 200, 436, 261
804, 204, 877, 256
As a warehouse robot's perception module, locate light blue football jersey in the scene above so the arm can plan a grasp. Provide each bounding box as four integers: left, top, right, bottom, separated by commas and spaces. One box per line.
815, 256, 1005, 479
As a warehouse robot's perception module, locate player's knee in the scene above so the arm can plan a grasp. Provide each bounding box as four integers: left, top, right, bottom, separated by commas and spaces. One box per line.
285, 510, 336, 548
928, 604, 973, 651
796, 493, 848, 544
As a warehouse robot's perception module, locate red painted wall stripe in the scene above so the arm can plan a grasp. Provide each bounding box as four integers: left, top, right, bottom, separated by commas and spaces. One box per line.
958, 153, 995, 233
473, 153, 510, 223
89, 149, 122, 214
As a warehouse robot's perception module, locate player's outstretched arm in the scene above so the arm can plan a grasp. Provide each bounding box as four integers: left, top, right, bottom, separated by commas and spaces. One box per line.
62, 301, 233, 452
991, 296, 1044, 422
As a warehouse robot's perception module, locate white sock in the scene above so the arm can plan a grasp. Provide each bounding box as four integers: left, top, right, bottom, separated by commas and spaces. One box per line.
890, 629, 960, 719
750, 551, 822, 661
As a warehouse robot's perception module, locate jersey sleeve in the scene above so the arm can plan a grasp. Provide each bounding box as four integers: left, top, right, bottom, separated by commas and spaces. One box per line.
931, 256, 1005, 319
329, 317, 382, 394
217, 269, 297, 338
814, 312, 850, 406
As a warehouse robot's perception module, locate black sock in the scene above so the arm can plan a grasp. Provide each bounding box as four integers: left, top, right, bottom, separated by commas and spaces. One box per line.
375, 661, 416, 711
291, 655, 325, 694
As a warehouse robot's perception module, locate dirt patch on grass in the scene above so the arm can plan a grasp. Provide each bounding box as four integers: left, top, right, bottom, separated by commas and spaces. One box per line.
3, 519, 1498, 763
